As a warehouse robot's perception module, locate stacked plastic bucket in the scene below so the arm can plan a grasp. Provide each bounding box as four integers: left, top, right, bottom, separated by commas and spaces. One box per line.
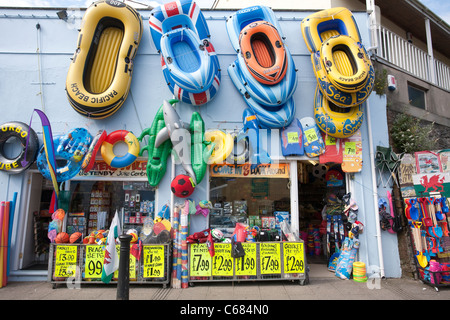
352, 261, 367, 282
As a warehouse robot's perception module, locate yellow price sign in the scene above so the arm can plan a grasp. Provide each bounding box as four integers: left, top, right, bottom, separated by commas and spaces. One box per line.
54, 245, 78, 278
212, 243, 233, 276
325, 135, 336, 145
287, 132, 299, 144
84, 245, 105, 279
113, 245, 137, 280
344, 142, 356, 155
283, 242, 305, 274
143, 245, 165, 278
304, 128, 318, 144
259, 243, 281, 274
190, 243, 211, 277
235, 243, 257, 276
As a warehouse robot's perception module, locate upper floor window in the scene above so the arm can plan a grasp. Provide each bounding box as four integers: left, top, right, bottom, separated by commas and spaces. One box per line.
407, 83, 426, 109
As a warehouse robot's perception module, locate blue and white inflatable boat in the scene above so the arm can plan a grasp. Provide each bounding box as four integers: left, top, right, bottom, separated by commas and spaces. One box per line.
226, 6, 298, 128
149, 0, 221, 105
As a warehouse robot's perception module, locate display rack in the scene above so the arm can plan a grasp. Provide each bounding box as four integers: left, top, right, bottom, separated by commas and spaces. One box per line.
406, 195, 450, 291
48, 243, 171, 288
188, 241, 309, 285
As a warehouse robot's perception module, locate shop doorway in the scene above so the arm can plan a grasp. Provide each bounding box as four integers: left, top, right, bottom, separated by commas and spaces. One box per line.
18, 172, 53, 271
297, 161, 347, 265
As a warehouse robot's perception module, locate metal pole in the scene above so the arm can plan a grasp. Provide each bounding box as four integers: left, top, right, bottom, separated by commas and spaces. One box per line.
116, 234, 132, 300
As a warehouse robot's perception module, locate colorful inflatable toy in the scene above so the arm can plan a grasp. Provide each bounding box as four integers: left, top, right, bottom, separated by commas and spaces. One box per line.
242, 108, 271, 168
0, 121, 39, 174
314, 86, 364, 139
149, 0, 221, 106
301, 7, 374, 108
138, 100, 178, 187
226, 5, 297, 129
101, 130, 140, 168
81, 129, 107, 172
155, 100, 196, 184
66, 0, 143, 119
37, 128, 93, 182
190, 111, 214, 184
204, 130, 234, 165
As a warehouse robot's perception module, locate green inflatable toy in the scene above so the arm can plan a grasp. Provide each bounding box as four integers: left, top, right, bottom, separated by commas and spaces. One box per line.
190, 112, 214, 184
138, 99, 178, 186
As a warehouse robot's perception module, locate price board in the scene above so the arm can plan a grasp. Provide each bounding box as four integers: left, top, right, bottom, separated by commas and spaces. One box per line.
54, 245, 78, 278
84, 245, 105, 279
235, 242, 257, 276
283, 242, 305, 274
143, 245, 165, 278
344, 142, 356, 155
190, 243, 211, 277
259, 243, 281, 274
212, 243, 233, 276
113, 245, 137, 280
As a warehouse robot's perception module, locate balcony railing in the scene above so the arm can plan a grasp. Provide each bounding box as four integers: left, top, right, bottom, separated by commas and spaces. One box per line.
373, 25, 450, 92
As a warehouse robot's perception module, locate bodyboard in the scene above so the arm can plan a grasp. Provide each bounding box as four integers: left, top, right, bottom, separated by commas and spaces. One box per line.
341, 129, 362, 173
281, 118, 304, 156
300, 117, 325, 157
319, 132, 343, 164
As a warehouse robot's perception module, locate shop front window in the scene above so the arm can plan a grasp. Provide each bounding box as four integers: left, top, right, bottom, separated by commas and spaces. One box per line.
68, 180, 155, 238
209, 163, 290, 239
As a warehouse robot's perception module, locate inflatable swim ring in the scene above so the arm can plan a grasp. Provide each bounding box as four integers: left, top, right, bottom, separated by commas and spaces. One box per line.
101, 130, 140, 168
204, 130, 234, 164
81, 129, 107, 172
239, 21, 287, 85
0, 121, 39, 174
66, 0, 143, 119
314, 86, 363, 139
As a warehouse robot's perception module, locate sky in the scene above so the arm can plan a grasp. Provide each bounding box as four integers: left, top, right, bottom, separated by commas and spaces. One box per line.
0, 0, 448, 25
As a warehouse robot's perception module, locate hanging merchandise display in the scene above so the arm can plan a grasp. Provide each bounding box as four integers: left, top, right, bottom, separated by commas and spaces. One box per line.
242, 108, 271, 168
155, 100, 196, 184
138, 99, 178, 187
341, 129, 363, 173
226, 5, 297, 129
37, 128, 93, 182
280, 118, 304, 157
300, 117, 325, 158
81, 130, 107, 173
0, 121, 39, 174
101, 130, 140, 169
148, 0, 221, 106
66, 0, 143, 119
301, 7, 374, 109
313, 86, 364, 139
405, 195, 450, 290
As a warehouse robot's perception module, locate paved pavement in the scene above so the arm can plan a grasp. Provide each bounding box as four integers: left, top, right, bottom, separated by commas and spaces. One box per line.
0, 264, 449, 304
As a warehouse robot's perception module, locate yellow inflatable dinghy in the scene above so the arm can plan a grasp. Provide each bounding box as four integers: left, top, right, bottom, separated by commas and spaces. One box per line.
66, 0, 143, 119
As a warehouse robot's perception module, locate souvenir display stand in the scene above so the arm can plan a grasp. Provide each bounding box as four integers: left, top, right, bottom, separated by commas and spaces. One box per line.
398, 151, 450, 291
187, 241, 309, 285
48, 243, 171, 288
406, 195, 450, 291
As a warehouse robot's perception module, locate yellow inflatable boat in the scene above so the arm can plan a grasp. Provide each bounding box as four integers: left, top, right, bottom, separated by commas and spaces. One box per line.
301, 7, 374, 107
66, 0, 143, 119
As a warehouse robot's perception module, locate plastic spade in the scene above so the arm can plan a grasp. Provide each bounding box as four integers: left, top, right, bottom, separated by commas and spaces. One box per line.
409, 198, 419, 220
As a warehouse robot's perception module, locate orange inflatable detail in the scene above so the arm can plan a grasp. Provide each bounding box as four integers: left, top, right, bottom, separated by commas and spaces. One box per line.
239, 21, 287, 85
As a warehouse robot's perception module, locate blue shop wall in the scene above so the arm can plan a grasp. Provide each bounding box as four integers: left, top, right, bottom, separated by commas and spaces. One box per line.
0, 7, 400, 277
